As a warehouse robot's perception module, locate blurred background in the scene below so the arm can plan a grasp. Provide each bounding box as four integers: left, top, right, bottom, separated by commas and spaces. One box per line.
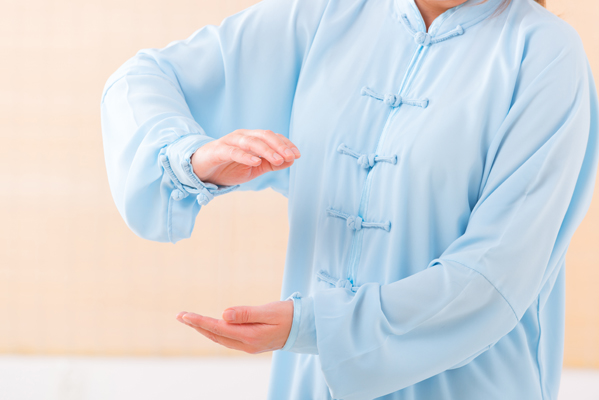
0, 0, 597, 399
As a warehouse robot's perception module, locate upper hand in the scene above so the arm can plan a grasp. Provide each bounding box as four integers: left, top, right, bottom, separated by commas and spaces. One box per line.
191, 129, 301, 186
177, 300, 294, 354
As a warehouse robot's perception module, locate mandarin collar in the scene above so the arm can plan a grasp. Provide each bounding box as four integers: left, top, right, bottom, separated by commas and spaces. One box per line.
393, 0, 504, 38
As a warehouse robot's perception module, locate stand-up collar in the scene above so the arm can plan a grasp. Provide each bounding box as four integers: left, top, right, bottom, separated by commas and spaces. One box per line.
393, 0, 503, 43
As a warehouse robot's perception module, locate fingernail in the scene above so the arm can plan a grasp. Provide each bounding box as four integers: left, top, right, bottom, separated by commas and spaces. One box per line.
251, 156, 261, 163
176, 312, 187, 321
291, 147, 301, 157
182, 314, 196, 326
223, 310, 236, 322
284, 148, 294, 158
273, 153, 282, 161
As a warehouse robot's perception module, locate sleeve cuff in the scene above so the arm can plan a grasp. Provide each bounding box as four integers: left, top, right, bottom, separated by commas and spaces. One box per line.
166, 133, 216, 188
161, 134, 240, 206
281, 292, 318, 354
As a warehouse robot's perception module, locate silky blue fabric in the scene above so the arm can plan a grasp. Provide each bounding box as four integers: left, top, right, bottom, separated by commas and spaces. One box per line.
101, 0, 599, 398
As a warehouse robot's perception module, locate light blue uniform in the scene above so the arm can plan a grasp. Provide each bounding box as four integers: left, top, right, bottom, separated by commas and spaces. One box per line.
100, 0, 599, 398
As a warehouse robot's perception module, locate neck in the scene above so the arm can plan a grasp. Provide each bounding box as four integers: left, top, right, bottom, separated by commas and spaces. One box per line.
414, 0, 469, 31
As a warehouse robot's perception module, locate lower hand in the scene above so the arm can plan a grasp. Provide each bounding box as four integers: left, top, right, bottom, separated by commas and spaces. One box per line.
177, 300, 294, 354
191, 129, 301, 186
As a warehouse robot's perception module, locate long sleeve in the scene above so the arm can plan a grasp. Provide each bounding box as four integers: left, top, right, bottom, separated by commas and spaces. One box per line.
282, 26, 599, 400
100, 0, 330, 243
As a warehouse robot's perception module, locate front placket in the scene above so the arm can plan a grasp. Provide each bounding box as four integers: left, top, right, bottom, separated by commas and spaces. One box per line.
324, 7, 467, 288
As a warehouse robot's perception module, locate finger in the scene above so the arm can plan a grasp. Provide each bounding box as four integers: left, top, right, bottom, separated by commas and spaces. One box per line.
248, 157, 294, 177
190, 324, 260, 354
248, 130, 298, 162
176, 311, 188, 323
179, 314, 258, 348
182, 313, 252, 343
227, 132, 286, 166
222, 304, 278, 324
276, 134, 301, 158
220, 144, 263, 167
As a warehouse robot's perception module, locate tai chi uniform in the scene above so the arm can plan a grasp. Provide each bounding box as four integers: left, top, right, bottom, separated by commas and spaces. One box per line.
101, 0, 599, 398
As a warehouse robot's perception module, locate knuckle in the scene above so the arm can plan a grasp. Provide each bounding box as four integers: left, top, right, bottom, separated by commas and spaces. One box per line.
225, 146, 237, 161
255, 130, 269, 140
240, 309, 251, 323
226, 131, 239, 142
239, 135, 257, 150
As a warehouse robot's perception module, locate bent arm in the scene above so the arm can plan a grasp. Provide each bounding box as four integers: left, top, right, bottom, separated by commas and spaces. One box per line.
100, 0, 330, 243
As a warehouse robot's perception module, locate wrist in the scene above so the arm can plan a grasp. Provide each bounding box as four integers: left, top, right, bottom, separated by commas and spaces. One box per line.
164, 134, 217, 190
190, 143, 216, 184
280, 293, 317, 354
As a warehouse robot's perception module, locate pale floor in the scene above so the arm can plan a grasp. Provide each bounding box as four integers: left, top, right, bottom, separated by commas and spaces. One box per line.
0, 356, 597, 400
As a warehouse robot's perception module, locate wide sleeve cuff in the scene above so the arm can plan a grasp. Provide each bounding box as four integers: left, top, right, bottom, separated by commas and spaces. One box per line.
161, 134, 241, 206
281, 292, 318, 354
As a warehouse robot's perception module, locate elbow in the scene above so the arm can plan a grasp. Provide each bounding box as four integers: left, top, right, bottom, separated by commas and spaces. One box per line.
101, 50, 175, 105
101, 60, 134, 105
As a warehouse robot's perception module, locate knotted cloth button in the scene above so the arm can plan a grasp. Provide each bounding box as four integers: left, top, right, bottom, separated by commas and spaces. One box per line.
171, 189, 186, 201
346, 215, 363, 231
414, 31, 431, 46
357, 154, 376, 169
196, 187, 214, 206
384, 94, 402, 107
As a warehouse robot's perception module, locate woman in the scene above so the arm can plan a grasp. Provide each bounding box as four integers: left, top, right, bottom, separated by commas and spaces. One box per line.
100, 0, 599, 398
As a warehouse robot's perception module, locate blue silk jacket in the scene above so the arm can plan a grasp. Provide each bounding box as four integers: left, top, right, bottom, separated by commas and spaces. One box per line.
101, 0, 599, 398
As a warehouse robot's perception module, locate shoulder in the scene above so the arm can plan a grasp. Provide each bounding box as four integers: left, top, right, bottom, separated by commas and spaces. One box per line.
506, 0, 586, 62
496, 0, 591, 98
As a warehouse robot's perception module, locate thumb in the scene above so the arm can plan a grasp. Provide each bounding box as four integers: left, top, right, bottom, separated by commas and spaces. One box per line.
222, 306, 258, 324
222, 304, 279, 324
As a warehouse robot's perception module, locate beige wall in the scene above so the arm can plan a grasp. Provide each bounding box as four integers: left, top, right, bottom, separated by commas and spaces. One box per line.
0, 0, 597, 367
